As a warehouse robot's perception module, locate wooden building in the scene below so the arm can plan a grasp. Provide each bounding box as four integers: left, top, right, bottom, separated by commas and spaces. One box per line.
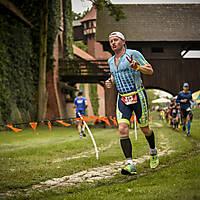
96, 4, 200, 116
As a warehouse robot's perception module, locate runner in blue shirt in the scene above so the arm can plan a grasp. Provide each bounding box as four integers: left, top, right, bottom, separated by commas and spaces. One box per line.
105, 32, 159, 175
73, 90, 88, 137
177, 83, 193, 136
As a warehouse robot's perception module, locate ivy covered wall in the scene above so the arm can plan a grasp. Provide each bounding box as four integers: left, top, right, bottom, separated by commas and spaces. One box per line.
0, 0, 60, 124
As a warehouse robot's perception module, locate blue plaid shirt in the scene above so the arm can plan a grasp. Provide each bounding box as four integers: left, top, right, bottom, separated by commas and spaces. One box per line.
108, 49, 148, 95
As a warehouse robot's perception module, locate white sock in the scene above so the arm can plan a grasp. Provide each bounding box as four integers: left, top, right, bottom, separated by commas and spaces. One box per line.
150, 148, 157, 155
126, 158, 133, 165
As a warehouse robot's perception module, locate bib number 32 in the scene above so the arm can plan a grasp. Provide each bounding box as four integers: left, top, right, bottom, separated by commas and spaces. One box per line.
121, 94, 137, 105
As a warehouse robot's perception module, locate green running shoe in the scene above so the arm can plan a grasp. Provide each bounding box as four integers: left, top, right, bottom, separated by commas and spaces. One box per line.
150, 153, 159, 169
121, 164, 137, 176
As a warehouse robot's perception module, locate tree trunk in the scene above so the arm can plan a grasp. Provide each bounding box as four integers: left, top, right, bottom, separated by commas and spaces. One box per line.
62, 0, 73, 60
37, 0, 48, 121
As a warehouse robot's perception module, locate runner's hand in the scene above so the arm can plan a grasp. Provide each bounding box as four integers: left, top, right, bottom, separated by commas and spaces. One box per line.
182, 99, 187, 103
126, 54, 139, 71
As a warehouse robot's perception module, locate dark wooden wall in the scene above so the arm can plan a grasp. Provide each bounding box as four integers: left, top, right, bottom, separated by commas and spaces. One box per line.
104, 58, 200, 117
143, 58, 200, 95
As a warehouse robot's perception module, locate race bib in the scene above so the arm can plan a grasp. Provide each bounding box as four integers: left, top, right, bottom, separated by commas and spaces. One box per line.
121, 94, 137, 105
172, 109, 176, 113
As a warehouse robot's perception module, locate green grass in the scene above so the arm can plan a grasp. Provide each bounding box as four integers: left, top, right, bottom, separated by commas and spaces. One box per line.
0, 110, 199, 200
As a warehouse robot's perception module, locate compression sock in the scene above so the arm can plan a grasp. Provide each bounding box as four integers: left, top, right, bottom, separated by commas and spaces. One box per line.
187, 121, 191, 134
120, 137, 133, 163
183, 123, 186, 131
145, 131, 155, 150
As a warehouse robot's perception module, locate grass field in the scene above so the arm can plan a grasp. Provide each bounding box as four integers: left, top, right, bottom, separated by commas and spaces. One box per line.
0, 110, 199, 200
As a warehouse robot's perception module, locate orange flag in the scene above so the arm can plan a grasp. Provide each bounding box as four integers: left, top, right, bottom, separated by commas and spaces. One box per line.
88, 116, 100, 120
130, 115, 134, 122
48, 121, 52, 132
109, 116, 118, 126
99, 116, 111, 126
130, 115, 137, 123
56, 120, 71, 127
81, 115, 92, 122
29, 122, 39, 135
5, 125, 22, 132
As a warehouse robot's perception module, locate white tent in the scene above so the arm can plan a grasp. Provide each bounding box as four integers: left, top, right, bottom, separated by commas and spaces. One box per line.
152, 98, 171, 104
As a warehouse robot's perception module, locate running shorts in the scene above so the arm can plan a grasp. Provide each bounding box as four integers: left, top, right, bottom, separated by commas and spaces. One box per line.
116, 89, 149, 127
181, 109, 193, 121
76, 110, 86, 119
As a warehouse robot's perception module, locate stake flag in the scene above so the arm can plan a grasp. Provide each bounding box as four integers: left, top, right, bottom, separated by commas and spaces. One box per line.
81, 115, 92, 122
109, 116, 118, 126
48, 121, 52, 132
56, 120, 71, 127
99, 116, 111, 126
29, 122, 39, 135
5, 125, 22, 132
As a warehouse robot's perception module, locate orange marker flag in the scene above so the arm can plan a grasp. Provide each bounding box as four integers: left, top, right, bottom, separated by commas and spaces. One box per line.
130, 115, 137, 123
109, 116, 118, 126
5, 125, 22, 132
99, 116, 111, 126
81, 115, 92, 122
29, 122, 39, 135
56, 120, 71, 127
88, 116, 100, 120
48, 121, 52, 132
130, 115, 134, 122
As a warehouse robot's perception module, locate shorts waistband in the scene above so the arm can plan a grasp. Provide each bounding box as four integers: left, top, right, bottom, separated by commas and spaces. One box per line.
119, 87, 144, 97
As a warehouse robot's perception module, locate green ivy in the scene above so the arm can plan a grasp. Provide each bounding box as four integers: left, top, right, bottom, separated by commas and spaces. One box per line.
74, 41, 88, 52
47, 0, 60, 70
0, 0, 60, 124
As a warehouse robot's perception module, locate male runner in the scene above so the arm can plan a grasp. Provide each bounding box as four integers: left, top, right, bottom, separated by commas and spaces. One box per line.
105, 32, 159, 175
169, 97, 180, 129
177, 83, 193, 136
73, 90, 88, 137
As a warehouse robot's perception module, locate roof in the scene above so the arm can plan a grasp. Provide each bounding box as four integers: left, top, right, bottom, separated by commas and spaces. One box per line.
80, 6, 96, 23
73, 45, 95, 61
96, 4, 200, 42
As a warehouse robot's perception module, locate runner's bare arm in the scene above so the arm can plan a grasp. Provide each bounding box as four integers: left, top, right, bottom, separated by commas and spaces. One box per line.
139, 64, 154, 75
105, 75, 115, 88
126, 55, 153, 75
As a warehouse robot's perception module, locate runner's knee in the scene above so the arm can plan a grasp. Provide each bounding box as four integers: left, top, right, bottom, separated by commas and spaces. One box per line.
119, 123, 129, 137
140, 126, 151, 136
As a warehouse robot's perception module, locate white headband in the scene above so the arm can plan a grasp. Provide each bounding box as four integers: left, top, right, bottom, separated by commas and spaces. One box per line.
109, 32, 125, 40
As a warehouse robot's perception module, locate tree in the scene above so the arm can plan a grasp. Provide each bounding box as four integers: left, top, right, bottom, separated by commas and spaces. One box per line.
37, 0, 48, 121
37, 0, 125, 121
90, 0, 126, 21
72, 9, 90, 20
63, 0, 73, 60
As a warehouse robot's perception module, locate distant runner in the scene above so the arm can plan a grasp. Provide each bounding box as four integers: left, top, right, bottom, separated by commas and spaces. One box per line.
105, 32, 159, 176
73, 90, 88, 138
177, 83, 193, 136
169, 97, 181, 129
